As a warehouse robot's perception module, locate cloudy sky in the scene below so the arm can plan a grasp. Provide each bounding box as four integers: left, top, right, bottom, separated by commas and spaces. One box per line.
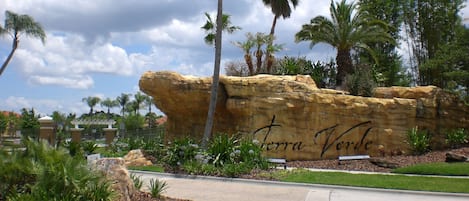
0, 0, 468, 116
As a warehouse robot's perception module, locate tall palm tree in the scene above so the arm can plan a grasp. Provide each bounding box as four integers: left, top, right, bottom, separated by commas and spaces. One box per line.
201, 12, 240, 46
143, 95, 154, 114
295, 0, 394, 87
116, 93, 130, 117
100, 98, 118, 115
262, 0, 299, 72
133, 92, 146, 115
82, 96, 101, 115
0, 10, 46, 76
202, 0, 223, 149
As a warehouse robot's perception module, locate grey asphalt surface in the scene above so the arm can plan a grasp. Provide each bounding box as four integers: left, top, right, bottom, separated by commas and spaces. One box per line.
131, 170, 469, 201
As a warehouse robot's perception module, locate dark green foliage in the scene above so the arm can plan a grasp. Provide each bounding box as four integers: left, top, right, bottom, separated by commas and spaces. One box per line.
207, 134, 237, 167
123, 113, 145, 131
445, 128, 468, 149
162, 134, 268, 177
0, 138, 113, 200
0, 112, 7, 134
19, 108, 40, 139
406, 127, 431, 155
345, 65, 377, 96
163, 137, 200, 169
420, 26, 469, 103
81, 140, 98, 155
273, 56, 336, 88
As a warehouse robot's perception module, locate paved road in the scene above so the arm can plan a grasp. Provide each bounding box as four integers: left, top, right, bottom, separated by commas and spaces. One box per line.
131, 171, 469, 201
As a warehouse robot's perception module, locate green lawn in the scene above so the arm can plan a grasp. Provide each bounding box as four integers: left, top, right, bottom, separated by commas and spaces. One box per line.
266, 169, 469, 193
128, 165, 165, 172
392, 162, 469, 176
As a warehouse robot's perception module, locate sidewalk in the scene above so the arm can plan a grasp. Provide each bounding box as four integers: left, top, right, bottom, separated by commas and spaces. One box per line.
131, 170, 469, 201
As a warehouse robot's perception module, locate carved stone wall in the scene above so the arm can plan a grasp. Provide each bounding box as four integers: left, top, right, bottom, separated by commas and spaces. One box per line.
139, 71, 469, 160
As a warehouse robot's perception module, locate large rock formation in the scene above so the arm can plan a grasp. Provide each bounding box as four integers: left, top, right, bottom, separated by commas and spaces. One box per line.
92, 158, 136, 201
139, 71, 469, 160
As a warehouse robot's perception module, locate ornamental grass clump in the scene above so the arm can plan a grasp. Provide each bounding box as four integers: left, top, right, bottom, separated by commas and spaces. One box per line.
407, 126, 431, 155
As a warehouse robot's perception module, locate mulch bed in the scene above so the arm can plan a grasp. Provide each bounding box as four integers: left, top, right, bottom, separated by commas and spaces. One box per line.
135, 147, 469, 200
286, 147, 469, 173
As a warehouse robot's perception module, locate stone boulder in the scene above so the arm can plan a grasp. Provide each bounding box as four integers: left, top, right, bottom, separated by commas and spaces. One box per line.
139, 71, 469, 160
369, 158, 399, 169
445, 152, 468, 162
124, 149, 153, 166
92, 158, 136, 201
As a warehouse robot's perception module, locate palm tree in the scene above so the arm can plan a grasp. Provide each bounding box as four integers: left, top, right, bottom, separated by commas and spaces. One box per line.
0, 10, 46, 77
201, 12, 240, 46
232, 33, 255, 75
295, 0, 394, 87
202, 0, 223, 149
100, 98, 118, 116
262, 0, 299, 72
82, 96, 101, 115
143, 95, 154, 114
116, 93, 131, 117
133, 92, 146, 115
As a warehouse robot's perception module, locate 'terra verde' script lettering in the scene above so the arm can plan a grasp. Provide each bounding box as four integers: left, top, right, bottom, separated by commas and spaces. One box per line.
253, 115, 304, 151
314, 121, 373, 158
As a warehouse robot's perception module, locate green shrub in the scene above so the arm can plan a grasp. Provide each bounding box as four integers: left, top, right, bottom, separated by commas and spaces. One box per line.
0, 138, 113, 201
81, 140, 98, 155
149, 178, 168, 199
345, 66, 377, 96
207, 134, 237, 167
445, 128, 468, 148
407, 126, 431, 155
130, 173, 143, 190
163, 137, 200, 169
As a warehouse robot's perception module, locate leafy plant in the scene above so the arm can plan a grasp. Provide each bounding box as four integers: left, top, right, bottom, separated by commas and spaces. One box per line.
0, 138, 113, 200
81, 140, 98, 155
207, 134, 237, 167
345, 65, 377, 96
445, 128, 468, 148
407, 126, 431, 155
149, 178, 168, 199
130, 173, 143, 190
163, 137, 200, 169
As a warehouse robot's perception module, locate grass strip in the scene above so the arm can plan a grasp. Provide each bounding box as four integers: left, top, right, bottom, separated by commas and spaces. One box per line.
128, 165, 165, 173
392, 162, 469, 176
269, 169, 469, 193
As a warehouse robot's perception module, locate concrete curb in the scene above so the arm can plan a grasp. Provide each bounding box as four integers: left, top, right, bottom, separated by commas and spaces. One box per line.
130, 170, 469, 198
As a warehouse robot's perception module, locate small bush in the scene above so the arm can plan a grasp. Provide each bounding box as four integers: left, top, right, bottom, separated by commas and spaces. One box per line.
81, 140, 98, 155
149, 178, 168, 199
163, 137, 200, 169
345, 67, 377, 97
207, 134, 237, 167
0, 138, 113, 200
445, 128, 468, 148
130, 173, 143, 190
407, 126, 431, 155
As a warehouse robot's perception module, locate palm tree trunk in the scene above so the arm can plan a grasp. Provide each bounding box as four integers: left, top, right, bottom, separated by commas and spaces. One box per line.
0, 38, 19, 77
336, 49, 353, 87
245, 54, 254, 76
202, 0, 223, 149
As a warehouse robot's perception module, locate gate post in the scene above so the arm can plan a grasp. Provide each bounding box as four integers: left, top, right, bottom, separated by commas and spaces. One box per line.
38, 116, 56, 145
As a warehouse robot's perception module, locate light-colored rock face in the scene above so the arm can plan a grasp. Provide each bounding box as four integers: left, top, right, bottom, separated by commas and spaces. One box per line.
93, 158, 136, 201
139, 71, 469, 160
124, 149, 153, 166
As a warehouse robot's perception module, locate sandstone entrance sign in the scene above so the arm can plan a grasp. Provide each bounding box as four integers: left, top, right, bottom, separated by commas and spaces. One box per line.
139, 71, 468, 160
